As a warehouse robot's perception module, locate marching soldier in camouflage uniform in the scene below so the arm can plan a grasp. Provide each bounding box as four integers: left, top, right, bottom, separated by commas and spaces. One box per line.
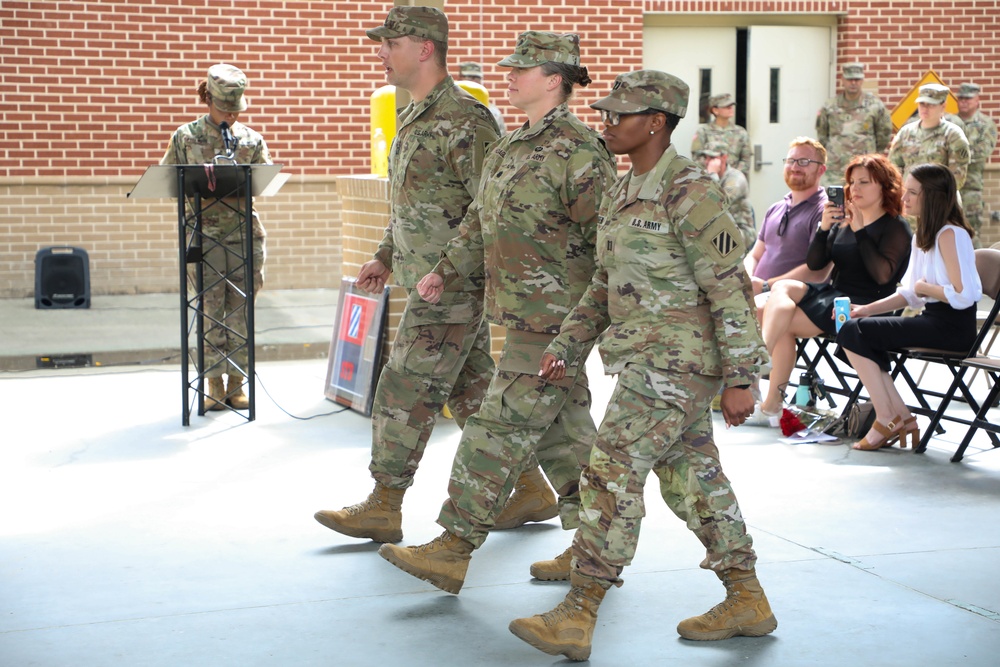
377, 31, 617, 594
691, 93, 752, 178
508, 70, 775, 661
314, 7, 552, 544
955, 83, 998, 244
889, 83, 971, 192
696, 140, 756, 249
161, 64, 270, 411
816, 62, 893, 186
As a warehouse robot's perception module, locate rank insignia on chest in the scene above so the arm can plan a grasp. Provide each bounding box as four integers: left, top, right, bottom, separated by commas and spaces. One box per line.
711, 229, 739, 256
630, 217, 661, 232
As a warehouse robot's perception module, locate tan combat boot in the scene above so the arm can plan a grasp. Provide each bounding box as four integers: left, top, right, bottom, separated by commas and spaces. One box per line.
226, 374, 250, 410
206, 377, 226, 411
314, 482, 405, 543
493, 466, 558, 530
529, 545, 572, 581
377, 530, 474, 594
509, 572, 609, 661
676, 568, 778, 641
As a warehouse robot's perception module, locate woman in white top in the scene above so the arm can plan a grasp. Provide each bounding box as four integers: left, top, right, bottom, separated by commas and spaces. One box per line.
836, 163, 982, 450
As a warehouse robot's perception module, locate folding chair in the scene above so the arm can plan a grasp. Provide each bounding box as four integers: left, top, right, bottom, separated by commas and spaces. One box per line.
949, 355, 1000, 461
895, 248, 1000, 460
793, 335, 862, 411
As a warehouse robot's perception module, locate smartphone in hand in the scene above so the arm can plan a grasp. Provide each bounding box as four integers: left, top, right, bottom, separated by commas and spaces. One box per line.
826, 185, 844, 207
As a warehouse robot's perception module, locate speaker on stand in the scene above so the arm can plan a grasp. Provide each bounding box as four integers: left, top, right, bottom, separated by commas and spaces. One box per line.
34, 247, 91, 309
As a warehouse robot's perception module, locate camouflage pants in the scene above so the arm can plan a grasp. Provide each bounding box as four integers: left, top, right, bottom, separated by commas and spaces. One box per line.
961, 189, 985, 247
437, 330, 596, 548
572, 365, 756, 585
194, 231, 265, 378
369, 289, 494, 489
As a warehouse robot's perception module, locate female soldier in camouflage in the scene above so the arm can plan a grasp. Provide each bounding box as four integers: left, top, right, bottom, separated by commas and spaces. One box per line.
161, 64, 271, 410
377, 31, 617, 595
509, 70, 776, 661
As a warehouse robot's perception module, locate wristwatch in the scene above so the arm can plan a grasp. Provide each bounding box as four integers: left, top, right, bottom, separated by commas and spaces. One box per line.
761, 280, 770, 293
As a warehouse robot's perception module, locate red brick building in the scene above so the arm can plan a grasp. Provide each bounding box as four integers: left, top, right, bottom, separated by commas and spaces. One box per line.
2, 0, 998, 297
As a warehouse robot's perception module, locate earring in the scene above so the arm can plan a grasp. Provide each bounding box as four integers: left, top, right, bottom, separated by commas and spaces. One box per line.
649, 130, 655, 135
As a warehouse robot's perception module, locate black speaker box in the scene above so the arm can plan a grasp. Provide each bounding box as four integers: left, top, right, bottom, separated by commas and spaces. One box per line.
35, 247, 91, 309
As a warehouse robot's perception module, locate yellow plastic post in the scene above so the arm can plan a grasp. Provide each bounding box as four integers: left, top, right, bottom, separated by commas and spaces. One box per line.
457, 80, 489, 106
370, 85, 397, 177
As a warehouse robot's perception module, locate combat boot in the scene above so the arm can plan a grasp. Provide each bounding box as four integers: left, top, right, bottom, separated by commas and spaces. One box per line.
509, 571, 609, 661
226, 374, 250, 410
205, 377, 226, 411
377, 530, 474, 594
529, 545, 572, 581
676, 568, 778, 641
314, 482, 405, 543
493, 466, 558, 530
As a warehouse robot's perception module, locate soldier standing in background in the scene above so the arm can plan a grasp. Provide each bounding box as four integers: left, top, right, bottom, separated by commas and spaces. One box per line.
314, 7, 552, 544
691, 93, 752, 178
377, 31, 617, 594
816, 62, 893, 186
508, 70, 775, 662
696, 140, 756, 249
889, 83, 970, 191
955, 83, 998, 245
458, 61, 507, 134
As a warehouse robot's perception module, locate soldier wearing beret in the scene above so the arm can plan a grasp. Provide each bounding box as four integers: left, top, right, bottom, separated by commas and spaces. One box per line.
954, 83, 998, 244
816, 62, 894, 186
691, 92, 753, 178
378, 31, 617, 596
314, 7, 560, 544
889, 83, 971, 193
161, 64, 270, 411
509, 70, 775, 661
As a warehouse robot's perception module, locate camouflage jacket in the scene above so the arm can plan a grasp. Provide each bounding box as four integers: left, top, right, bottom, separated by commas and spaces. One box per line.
161, 115, 271, 236
957, 110, 998, 192
709, 166, 755, 251
438, 103, 617, 333
889, 119, 971, 189
547, 145, 767, 389
375, 76, 499, 290
691, 122, 752, 177
816, 91, 893, 185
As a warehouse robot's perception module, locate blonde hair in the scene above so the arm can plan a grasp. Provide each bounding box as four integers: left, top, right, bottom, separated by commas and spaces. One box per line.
788, 136, 827, 164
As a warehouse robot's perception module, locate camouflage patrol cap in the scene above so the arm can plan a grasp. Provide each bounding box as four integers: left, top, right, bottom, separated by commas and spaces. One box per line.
590, 70, 688, 118
916, 83, 949, 105
842, 63, 865, 80
459, 62, 483, 79
366, 6, 448, 43
709, 93, 735, 109
497, 31, 580, 67
207, 64, 248, 113
957, 83, 982, 98
696, 140, 730, 158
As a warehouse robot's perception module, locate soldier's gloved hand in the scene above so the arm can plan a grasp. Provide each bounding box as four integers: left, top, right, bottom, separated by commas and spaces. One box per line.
539, 353, 566, 381
416, 272, 444, 304
356, 259, 390, 294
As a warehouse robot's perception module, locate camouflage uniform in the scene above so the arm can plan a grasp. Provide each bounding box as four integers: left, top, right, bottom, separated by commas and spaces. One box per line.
430, 37, 617, 547
161, 65, 269, 379
545, 137, 766, 584
816, 92, 893, 186
459, 61, 507, 135
696, 143, 755, 250
368, 74, 500, 489
691, 110, 753, 178
954, 84, 999, 242
889, 84, 971, 190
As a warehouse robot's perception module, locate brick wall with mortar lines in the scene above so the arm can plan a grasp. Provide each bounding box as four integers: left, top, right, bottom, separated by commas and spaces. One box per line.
3, 1, 999, 297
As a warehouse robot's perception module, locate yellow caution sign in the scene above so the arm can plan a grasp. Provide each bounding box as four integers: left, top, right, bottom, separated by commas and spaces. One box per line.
890, 70, 960, 131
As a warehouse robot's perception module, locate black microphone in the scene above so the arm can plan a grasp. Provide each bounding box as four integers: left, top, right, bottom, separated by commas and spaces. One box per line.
220, 121, 235, 154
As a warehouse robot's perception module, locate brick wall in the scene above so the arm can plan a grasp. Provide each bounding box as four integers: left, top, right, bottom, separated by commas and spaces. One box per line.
2, 1, 999, 298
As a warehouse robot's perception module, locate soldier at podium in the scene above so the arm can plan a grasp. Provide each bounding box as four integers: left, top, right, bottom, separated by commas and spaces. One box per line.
161, 63, 272, 410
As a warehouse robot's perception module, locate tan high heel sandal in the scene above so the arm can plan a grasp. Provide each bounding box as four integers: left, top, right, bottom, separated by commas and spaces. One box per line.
895, 415, 919, 449
852, 415, 901, 451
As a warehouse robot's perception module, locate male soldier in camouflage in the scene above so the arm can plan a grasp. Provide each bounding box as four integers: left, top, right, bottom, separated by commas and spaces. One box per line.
691, 93, 752, 178
314, 7, 555, 543
816, 62, 893, 186
696, 140, 756, 249
458, 61, 507, 134
377, 31, 617, 594
889, 83, 971, 192
508, 70, 775, 661
955, 83, 998, 244
161, 64, 270, 411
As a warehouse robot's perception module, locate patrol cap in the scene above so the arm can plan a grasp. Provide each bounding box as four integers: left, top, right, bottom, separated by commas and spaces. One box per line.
207, 64, 248, 113
842, 63, 865, 80
709, 93, 735, 109
497, 31, 580, 68
590, 70, 689, 118
366, 6, 448, 43
916, 83, 949, 105
696, 140, 730, 158
957, 83, 981, 98
459, 62, 483, 79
